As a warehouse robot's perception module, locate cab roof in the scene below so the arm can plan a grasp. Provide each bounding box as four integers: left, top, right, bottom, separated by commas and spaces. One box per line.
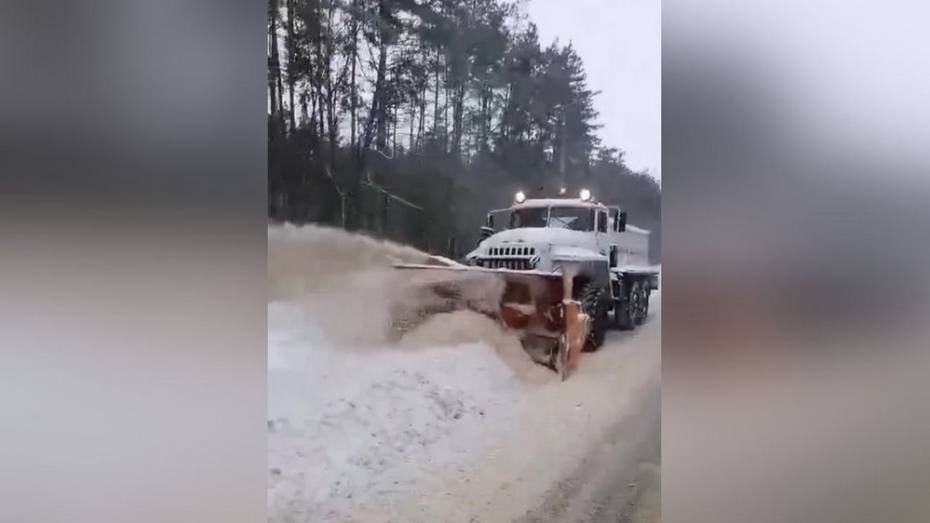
511, 198, 609, 209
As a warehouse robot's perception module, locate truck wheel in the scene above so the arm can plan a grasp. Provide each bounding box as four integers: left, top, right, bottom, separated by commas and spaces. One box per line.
579, 282, 607, 351
616, 280, 639, 330
638, 288, 651, 324
634, 285, 649, 325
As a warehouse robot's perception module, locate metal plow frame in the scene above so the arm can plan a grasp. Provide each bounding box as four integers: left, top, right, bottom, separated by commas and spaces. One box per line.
394, 261, 590, 380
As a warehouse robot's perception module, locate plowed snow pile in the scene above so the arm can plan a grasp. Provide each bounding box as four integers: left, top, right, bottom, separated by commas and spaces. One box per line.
267, 224, 549, 522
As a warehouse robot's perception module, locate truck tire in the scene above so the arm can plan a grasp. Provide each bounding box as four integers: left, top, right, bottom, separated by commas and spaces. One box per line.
637, 287, 650, 325
633, 284, 648, 325
616, 279, 639, 330
579, 282, 608, 351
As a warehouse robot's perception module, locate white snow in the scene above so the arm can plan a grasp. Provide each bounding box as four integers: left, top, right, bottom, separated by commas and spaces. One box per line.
615, 264, 662, 275
624, 224, 650, 235
266, 224, 661, 522
267, 224, 536, 521
550, 245, 605, 262
267, 301, 527, 521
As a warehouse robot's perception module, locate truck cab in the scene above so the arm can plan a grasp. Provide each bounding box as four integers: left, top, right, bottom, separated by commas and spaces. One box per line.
467, 195, 647, 273
465, 190, 657, 346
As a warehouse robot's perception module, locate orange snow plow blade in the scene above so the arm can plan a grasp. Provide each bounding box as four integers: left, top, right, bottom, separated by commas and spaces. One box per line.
393, 257, 589, 380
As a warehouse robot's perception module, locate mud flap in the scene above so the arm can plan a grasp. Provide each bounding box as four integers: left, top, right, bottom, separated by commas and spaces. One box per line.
557, 299, 588, 381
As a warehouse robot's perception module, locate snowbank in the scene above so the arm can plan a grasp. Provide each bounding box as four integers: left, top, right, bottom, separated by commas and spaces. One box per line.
267, 224, 547, 521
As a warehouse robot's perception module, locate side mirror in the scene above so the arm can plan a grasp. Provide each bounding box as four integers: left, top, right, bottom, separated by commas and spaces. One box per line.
480, 226, 495, 239
618, 211, 627, 232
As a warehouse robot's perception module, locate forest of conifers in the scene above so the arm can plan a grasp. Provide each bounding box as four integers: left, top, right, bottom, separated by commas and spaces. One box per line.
268, 0, 661, 260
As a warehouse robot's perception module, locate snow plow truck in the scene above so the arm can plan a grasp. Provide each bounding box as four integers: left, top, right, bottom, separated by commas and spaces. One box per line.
395, 189, 658, 379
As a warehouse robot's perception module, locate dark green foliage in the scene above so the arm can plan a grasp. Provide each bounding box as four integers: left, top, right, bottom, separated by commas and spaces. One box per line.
268, 0, 660, 261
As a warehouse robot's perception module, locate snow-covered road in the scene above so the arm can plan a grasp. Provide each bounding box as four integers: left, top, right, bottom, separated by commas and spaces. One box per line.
268, 303, 531, 521
267, 224, 660, 522
361, 296, 662, 523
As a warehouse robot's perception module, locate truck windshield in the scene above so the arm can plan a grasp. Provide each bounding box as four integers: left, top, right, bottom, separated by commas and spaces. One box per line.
509, 206, 593, 231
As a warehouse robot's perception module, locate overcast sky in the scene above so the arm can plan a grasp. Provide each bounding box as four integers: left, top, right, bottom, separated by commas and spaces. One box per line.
527, 0, 661, 180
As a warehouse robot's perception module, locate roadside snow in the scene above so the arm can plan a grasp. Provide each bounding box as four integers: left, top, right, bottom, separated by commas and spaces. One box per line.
267, 300, 526, 521
266, 224, 661, 521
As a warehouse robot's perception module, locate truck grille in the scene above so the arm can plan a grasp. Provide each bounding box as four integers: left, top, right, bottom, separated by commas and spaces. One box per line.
477, 246, 537, 270
488, 246, 536, 257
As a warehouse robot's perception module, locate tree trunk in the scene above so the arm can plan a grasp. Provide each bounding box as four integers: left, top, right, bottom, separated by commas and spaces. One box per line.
451, 84, 465, 157
324, 1, 337, 162
275, 50, 285, 130
313, 6, 326, 142
267, 0, 277, 117
328, 93, 338, 209
558, 110, 567, 187
356, 0, 392, 229
433, 51, 441, 138
392, 104, 398, 157
317, 82, 326, 139
363, 2, 389, 153
409, 106, 415, 151
349, 0, 359, 152
443, 70, 450, 153
500, 82, 513, 140
417, 83, 426, 149
308, 90, 317, 136
285, 0, 296, 133
479, 88, 490, 152
374, 47, 389, 152
299, 88, 308, 125
268, 0, 283, 130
